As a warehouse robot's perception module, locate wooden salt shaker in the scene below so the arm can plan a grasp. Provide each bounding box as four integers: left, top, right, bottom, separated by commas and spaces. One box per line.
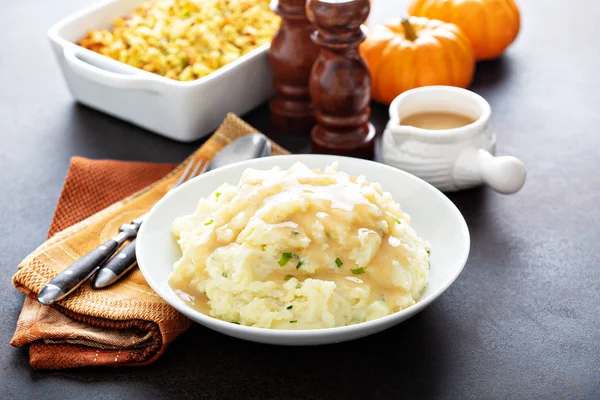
269, 0, 320, 134
307, 0, 375, 158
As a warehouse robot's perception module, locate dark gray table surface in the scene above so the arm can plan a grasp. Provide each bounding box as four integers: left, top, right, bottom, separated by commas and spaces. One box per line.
1, 0, 599, 399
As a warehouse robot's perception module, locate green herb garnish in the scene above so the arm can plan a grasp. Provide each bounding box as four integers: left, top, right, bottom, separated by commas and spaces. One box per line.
215, 192, 221, 198
296, 261, 303, 270
291, 231, 299, 236
351, 267, 364, 275
426, 248, 431, 255
278, 252, 293, 266
222, 272, 228, 277
393, 217, 401, 224
335, 258, 343, 267
284, 274, 293, 281
231, 321, 240, 325
287, 305, 293, 310
204, 219, 213, 225
290, 320, 297, 323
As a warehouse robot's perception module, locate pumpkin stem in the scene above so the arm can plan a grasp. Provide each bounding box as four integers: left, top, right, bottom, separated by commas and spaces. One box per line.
401, 17, 418, 41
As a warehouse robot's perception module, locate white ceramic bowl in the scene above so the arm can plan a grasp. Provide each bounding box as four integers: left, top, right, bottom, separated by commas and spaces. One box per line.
136, 155, 470, 345
48, 0, 273, 142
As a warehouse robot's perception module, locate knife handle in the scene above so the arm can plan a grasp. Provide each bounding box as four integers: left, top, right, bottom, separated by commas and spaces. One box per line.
92, 239, 138, 289
37, 237, 124, 305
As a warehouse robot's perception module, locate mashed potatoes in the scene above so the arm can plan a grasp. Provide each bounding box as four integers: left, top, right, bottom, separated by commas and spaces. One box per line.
169, 162, 429, 329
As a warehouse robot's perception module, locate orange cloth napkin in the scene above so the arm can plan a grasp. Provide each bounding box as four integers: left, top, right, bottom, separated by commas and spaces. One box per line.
10, 114, 288, 369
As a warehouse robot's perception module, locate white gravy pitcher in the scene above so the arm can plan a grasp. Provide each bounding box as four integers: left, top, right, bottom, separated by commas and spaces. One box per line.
382, 86, 526, 194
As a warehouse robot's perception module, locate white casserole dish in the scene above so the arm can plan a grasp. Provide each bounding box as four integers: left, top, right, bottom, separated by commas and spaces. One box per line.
48, 0, 274, 142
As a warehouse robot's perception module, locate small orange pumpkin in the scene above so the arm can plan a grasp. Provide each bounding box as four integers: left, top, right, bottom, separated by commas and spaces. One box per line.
408, 0, 520, 60
360, 16, 475, 105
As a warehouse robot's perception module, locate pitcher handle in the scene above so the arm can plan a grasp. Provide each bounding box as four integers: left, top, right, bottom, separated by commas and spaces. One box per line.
454, 148, 526, 194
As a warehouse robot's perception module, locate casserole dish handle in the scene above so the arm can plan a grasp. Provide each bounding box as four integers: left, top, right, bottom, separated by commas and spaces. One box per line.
63, 46, 161, 92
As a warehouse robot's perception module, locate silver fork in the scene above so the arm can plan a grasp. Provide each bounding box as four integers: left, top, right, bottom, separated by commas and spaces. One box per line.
37, 158, 207, 305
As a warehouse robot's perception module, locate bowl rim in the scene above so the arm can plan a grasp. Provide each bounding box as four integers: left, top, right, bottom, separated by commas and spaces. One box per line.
136, 154, 471, 337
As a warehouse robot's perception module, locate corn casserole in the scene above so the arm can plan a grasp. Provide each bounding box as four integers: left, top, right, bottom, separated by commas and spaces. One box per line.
78, 0, 280, 81
169, 162, 430, 329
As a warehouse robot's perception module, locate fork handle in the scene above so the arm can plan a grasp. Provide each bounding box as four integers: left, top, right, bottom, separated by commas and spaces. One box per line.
37, 233, 131, 305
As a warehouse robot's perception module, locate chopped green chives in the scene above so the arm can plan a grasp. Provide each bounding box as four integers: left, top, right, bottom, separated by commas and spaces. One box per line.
215, 192, 221, 198
284, 274, 293, 281
287, 305, 293, 310
290, 320, 297, 323
393, 217, 401, 224
204, 219, 213, 225
426, 248, 431, 255
296, 261, 303, 270
335, 258, 343, 267
278, 253, 293, 266
221, 272, 228, 277
351, 267, 364, 275
231, 321, 240, 325
291, 231, 299, 236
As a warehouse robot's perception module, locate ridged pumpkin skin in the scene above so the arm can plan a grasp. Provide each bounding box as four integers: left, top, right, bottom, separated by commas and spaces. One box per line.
360, 17, 475, 105
409, 0, 520, 60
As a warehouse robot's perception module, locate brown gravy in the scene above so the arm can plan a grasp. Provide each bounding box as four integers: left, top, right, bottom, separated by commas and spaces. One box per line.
401, 111, 475, 130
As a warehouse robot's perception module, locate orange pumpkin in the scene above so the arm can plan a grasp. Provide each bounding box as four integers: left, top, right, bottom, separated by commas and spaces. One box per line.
360, 17, 475, 105
408, 0, 520, 60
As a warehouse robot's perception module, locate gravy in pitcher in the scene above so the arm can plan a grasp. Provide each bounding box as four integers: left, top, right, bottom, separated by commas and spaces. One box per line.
401, 111, 476, 130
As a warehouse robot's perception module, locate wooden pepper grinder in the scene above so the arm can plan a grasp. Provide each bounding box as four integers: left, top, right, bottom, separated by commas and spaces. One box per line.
307, 0, 375, 158
269, 0, 320, 135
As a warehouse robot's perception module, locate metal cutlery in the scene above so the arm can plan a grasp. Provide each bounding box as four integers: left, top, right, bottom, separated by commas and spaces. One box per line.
37, 158, 206, 305
36, 223, 140, 305
37, 133, 272, 304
